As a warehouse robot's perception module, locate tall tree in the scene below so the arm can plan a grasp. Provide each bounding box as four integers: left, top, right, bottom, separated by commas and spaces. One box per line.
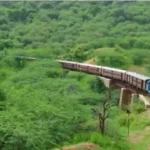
92, 89, 113, 135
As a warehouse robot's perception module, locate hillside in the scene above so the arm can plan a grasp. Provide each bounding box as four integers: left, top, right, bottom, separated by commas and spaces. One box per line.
0, 1, 150, 53
0, 1, 150, 150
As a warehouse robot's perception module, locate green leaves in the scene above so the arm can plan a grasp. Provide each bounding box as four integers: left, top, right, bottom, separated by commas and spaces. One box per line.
0, 59, 93, 149
0, 1, 150, 51
0, 1, 150, 149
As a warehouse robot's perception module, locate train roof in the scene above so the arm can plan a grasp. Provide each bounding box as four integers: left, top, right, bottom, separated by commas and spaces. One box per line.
126, 71, 150, 80
101, 66, 126, 73
83, 63, 102, 68
78, 63, 127, 73
58, 60, 102, 68
58, 60, 76, 64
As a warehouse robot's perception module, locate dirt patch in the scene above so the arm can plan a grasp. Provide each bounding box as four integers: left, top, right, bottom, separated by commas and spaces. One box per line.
84, 57, 97, 65
55, 143, 101, 150
128, 132, 144, 143
128, 111, 150, 144
128, 126, 150, 150
141, 110, 150, 117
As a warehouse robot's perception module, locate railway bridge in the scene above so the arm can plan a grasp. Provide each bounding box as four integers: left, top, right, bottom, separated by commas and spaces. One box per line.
59, 60, 150, 109
15, 56, 150, 109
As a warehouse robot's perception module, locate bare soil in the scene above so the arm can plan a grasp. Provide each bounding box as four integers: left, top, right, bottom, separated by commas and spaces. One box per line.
84, 57, 97, 65
55, 143, 101, 150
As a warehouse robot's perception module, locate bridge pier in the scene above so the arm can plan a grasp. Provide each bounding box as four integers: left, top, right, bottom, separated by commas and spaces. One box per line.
119, 88, 133, 109
119, 91, 150, 110
99, 77, 150, 110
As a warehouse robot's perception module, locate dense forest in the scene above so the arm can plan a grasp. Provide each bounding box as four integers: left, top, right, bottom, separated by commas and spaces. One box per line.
0, 1, 150, 150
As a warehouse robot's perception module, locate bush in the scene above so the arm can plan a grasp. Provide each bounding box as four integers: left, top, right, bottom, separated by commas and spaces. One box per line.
0, 40, 14, 50
0, 89, 6, 102
40, 2, 53, 9
0, 17, 8, 25
97, 53, 130, 69
89, 77, 106, 93
78, 93, 101, 105
72, 132, 130, 150
132, 55, 144, 65
132, 103, 145, 114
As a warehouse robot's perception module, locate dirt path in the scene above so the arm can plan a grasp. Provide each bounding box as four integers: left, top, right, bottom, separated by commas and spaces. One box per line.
128, 110, 150, 149
128, 126, 150, 143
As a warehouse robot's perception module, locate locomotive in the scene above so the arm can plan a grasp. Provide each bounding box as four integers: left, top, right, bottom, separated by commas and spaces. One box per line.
58, 60, 150, 94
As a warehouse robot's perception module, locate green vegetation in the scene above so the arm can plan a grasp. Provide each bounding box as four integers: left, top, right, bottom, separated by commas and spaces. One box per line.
0, 1, 150, 150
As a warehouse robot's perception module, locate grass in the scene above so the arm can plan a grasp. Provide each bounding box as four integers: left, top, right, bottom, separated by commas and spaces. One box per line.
128, 65, 147, 75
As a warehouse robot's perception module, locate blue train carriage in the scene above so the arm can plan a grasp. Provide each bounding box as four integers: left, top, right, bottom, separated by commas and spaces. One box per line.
146, 79, 150, 93
126, 71, 150, 93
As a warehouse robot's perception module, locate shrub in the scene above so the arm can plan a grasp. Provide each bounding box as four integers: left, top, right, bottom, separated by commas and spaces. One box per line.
0, 40, 14, 50
132, 102, 145, 114
0, 89, 6, 102
89, 77, 106, 93
72, 132, 130, 150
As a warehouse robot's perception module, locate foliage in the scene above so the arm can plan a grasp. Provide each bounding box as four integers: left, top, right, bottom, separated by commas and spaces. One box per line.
0, 40, 14, 50
0, 1, 150, 149
0, 60, 93, 149
71, 132, 130, 150
96, 50, 131, 69
0, 1, 149, 52
132, 103, 145, 114
89, 77, 106, 93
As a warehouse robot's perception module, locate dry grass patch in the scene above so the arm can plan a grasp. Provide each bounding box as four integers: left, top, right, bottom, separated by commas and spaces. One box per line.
84, 57, 97, 65
55, 143, 101, 150
128, 65, 147, 75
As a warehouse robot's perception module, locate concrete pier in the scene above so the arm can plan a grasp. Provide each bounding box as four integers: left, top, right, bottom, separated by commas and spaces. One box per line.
119, 88, 132, 109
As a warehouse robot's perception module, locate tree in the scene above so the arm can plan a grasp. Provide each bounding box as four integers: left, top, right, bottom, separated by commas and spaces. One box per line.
40, 2, 53, 9
92, 89, 113, 135
126, 109, 131, 137
72, 45, 86, 61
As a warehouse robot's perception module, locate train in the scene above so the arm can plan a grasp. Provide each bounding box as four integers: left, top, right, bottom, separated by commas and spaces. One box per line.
58, 60, 150, 94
